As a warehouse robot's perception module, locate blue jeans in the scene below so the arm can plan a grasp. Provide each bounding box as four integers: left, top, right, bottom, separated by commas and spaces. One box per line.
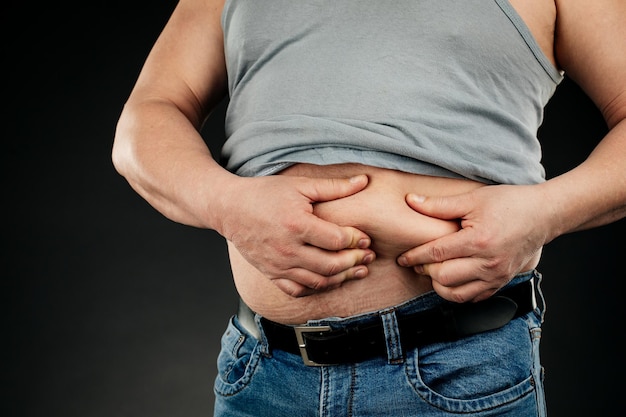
214, 270, 546, 416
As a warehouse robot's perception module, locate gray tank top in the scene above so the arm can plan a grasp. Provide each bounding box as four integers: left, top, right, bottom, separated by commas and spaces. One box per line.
220, 0, 563, 184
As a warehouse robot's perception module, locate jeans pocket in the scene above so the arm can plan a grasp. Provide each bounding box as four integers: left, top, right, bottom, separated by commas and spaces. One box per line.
214, 315, 263, 397
405, 315, 540, 414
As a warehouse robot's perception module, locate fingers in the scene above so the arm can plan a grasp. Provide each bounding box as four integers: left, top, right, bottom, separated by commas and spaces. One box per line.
281, 245, 375, 295
304, 214, 372, 250
272, 263, 372, 297
400, 188, 535, 303
264, 212, 375, 297
237, 174, 375, 298
415, 257, 500, 302
302, 175, 369, 203
429, 268, 500, 303
405, 193, 468, 220
290, 174, 373, 250
398, 227, 474, 268
300, 245, 375, 276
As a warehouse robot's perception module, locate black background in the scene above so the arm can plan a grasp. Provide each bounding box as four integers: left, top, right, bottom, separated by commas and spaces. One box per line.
4, 1, 624, 416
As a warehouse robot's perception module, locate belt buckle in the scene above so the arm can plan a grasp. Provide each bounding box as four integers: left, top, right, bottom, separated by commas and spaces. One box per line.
294, 325, 332, 366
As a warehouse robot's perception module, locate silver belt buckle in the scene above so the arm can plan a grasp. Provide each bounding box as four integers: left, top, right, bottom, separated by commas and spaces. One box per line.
294, 325, 332, 366
530, 277, 538, 311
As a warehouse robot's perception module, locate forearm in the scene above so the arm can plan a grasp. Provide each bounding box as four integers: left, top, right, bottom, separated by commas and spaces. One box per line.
539, 118, 626, 241
112, 98, 235, 231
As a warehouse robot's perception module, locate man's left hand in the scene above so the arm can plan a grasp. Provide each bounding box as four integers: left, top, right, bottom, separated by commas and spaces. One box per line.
397, 184, 550, 303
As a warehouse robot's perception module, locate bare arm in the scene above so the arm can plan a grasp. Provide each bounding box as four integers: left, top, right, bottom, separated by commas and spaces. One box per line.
398, 0, 626, 302
112, 0, 230, 228
540, 0, 626, 233
112, 0, 375, 296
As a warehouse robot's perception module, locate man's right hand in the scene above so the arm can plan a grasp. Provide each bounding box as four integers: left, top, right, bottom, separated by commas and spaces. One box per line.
215, 174, 375, 297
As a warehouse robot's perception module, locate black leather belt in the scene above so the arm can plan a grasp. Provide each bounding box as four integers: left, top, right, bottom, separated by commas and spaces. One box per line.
238, 280, 536, 366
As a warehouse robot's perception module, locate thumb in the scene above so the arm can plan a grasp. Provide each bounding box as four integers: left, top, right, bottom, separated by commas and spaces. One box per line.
405, 193, 469, 220
303, 174, 369, 203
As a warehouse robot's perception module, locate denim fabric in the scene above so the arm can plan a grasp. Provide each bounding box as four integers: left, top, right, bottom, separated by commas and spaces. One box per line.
214, 270, 546, 417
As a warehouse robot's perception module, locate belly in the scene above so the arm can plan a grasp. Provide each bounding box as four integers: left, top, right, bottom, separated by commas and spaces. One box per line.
228, 164, 532, 324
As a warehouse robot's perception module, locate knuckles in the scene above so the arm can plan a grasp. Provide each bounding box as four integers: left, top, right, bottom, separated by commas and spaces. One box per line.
322, 261, 343, 277
285, 285, 311, 298
427, 244, 448, 263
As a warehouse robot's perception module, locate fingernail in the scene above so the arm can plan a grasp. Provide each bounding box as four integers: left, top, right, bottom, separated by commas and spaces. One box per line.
408, 194, 426, 203
349, 175, 366, 183
398, 256, 408, 267
357, 238, 370, 249
363, 253, 374, 264
354, 267, 367, 279
414, 265, 424, 274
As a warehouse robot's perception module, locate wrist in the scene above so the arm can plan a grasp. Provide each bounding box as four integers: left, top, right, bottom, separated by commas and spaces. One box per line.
200, 169, 243, 236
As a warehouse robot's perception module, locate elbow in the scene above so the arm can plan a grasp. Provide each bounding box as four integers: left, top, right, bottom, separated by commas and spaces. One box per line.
111, 140, 126, 178
111, 113, 134, 179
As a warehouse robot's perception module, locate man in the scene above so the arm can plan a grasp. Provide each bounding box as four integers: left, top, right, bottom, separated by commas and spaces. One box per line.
112, 0, 625, 415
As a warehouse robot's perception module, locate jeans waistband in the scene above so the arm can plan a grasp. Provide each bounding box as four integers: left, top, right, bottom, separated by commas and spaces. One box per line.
237, 270, 541, 365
